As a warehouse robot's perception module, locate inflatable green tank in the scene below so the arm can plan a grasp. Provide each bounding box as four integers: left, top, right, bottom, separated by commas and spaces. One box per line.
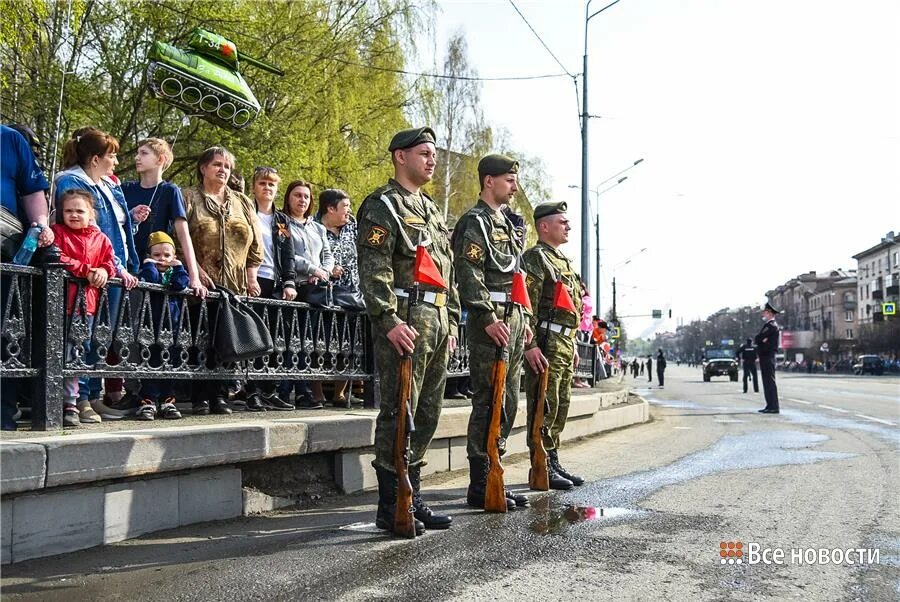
147, 28, 284, 130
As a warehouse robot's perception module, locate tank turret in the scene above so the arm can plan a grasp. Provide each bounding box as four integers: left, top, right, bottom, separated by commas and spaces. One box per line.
146, 28, 283, 130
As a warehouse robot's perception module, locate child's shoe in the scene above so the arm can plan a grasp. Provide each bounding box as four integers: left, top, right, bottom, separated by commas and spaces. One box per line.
63, 405, 80, 427
159, 397, 182, 420
136, 399, 157, 421
76, 401, 102, 424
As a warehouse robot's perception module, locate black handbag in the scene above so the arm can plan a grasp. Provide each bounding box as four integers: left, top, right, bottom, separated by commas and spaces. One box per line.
0, 206, 24, 262
331, 284, 365, 311
213, 286, 274, 363
298, 282, 333, 308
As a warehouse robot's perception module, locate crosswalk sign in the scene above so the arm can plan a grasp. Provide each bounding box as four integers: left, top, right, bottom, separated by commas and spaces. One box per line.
884, 302, 896, 315
608, 327, 620, 340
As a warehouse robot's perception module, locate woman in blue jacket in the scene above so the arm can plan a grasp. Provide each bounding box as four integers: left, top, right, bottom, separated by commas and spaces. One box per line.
54, 127, 139, 416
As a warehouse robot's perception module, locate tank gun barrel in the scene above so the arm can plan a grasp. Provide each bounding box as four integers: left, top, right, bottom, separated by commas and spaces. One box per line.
238, 52, 284, 77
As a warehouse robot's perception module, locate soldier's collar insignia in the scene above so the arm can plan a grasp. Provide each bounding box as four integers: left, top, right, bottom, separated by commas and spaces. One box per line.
464, 241, 484, 262
366, 225, 388, 247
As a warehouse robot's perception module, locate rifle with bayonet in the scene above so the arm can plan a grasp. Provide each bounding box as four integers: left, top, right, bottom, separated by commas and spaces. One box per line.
484, 299, 514, 512
392, 280, 418, 538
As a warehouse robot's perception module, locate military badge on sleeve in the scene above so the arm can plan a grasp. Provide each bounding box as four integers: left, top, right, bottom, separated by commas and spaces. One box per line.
365, 225, 388, 247
464, 241, 484, 262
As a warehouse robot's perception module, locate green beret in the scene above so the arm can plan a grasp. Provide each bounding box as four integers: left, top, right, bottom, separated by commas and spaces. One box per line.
388, 126, 436, 152
478, 154, 519, 182
533, 201, 567, 221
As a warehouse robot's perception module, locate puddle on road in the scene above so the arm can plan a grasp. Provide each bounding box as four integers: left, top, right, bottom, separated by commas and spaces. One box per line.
646, 398, 704, 410
527, 497, 646, 535
527, 431, 854, 534
778, 410, 900, 447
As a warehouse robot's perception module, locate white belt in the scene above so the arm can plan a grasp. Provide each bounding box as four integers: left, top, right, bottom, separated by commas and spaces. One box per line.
394, 288, 447, 307
538, 321, 575, 337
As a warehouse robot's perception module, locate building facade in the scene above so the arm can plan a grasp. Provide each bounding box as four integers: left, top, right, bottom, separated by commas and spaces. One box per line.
852, 231, 899, 326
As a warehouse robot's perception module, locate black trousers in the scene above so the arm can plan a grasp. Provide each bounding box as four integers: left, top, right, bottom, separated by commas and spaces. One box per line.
759, 355, 778, 410
656, 367, 664, 387
742, 361, 759, 393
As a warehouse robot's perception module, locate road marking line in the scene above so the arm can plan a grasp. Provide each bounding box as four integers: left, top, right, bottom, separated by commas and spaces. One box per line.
855, 414, 896, 427
784, 398, 813, 405
818, 405, 850, 414
673, 426, 692, 430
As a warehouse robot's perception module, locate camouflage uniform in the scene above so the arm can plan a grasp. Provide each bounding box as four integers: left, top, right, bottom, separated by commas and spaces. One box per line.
357, 179, 459, 473
452, 199, 528, 461
522, 241, 583, 451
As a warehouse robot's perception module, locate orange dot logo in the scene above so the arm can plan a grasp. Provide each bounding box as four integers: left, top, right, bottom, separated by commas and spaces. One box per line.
719, 541, 744, 564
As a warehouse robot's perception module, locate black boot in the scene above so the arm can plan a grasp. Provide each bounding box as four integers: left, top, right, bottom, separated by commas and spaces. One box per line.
374, 468, 424, 536
466, 458, 514, 511
408, 465, 452, 529
549, 449, 584, 486
548, 463, 574, 490
505, 488, 530, 508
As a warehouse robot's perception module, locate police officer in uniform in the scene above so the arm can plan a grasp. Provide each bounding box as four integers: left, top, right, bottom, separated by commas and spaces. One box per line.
521, 202, 585, 490
755, 302, 781, 414
453, 154, 533, 511
356, 127, 460, 533
736, 337, 759, 393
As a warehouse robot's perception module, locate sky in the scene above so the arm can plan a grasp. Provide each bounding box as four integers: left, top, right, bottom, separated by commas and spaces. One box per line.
417, 0, 900, 339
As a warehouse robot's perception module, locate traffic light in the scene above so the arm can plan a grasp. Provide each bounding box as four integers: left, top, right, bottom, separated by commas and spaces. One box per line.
668, 309, 672, 318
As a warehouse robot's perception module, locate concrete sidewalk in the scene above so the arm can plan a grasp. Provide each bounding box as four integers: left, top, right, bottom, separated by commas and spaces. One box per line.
1, 382, 646, 564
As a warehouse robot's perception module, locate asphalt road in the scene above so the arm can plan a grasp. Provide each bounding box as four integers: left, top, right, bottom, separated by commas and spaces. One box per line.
3, 366, 898, 601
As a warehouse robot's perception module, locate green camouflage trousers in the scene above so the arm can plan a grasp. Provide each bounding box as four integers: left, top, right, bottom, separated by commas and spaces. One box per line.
372, 301, 451, 472
524, 330, 575, 452
466, 306, 526, 460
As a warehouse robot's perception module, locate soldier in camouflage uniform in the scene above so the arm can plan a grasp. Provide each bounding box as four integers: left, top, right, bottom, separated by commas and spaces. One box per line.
356, 127, 460, 534
453, 154, 533, 512
522, 202, 587, 490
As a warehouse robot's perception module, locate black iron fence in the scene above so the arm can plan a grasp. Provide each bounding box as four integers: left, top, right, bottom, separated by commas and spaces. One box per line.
1, 262, 600, 430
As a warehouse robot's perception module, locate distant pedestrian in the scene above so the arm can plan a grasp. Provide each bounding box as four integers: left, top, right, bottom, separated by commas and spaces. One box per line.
736, 337, 759, 393
640, 361, 645, 376
646, 354, 653, 383
755, 302, 781, 414
656, 349, 666, 388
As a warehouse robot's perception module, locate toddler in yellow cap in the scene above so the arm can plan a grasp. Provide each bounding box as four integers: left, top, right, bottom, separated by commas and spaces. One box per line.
136, 231, 189, 420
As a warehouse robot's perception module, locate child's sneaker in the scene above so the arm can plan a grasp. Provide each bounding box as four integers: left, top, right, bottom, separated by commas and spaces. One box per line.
159, 397, 182, 420
63, 405, 80, 427
76, 402, 102, 424
136, 399, 157, 421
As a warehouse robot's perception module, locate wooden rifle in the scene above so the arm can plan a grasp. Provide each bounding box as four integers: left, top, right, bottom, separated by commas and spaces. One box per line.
392, 280, 418, 538
484, 299, 514, 512
528, 307, 553, 491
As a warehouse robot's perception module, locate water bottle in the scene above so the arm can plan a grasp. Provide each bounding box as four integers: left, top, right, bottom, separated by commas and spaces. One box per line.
12, 225, 42, 266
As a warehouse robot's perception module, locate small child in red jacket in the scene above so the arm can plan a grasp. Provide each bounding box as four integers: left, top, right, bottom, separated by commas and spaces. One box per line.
51, 189, 117, 427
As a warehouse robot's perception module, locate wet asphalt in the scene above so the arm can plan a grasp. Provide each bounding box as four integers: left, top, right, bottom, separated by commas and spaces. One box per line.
2, 366, 898, 601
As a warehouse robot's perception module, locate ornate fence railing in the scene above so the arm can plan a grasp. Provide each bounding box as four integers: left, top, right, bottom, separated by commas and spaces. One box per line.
1, 262, 600, 430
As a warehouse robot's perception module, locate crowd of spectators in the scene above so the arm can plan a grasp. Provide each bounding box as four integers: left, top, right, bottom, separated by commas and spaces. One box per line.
1, 125, 367, 429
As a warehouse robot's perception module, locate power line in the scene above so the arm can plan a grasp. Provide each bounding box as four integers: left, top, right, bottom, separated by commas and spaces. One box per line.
507, 0, 576, 79
155, 2, 570, 82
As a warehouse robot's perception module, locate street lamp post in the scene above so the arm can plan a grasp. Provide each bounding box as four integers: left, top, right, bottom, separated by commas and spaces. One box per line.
569, 161, 638, 311
581, 0, 624, 299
